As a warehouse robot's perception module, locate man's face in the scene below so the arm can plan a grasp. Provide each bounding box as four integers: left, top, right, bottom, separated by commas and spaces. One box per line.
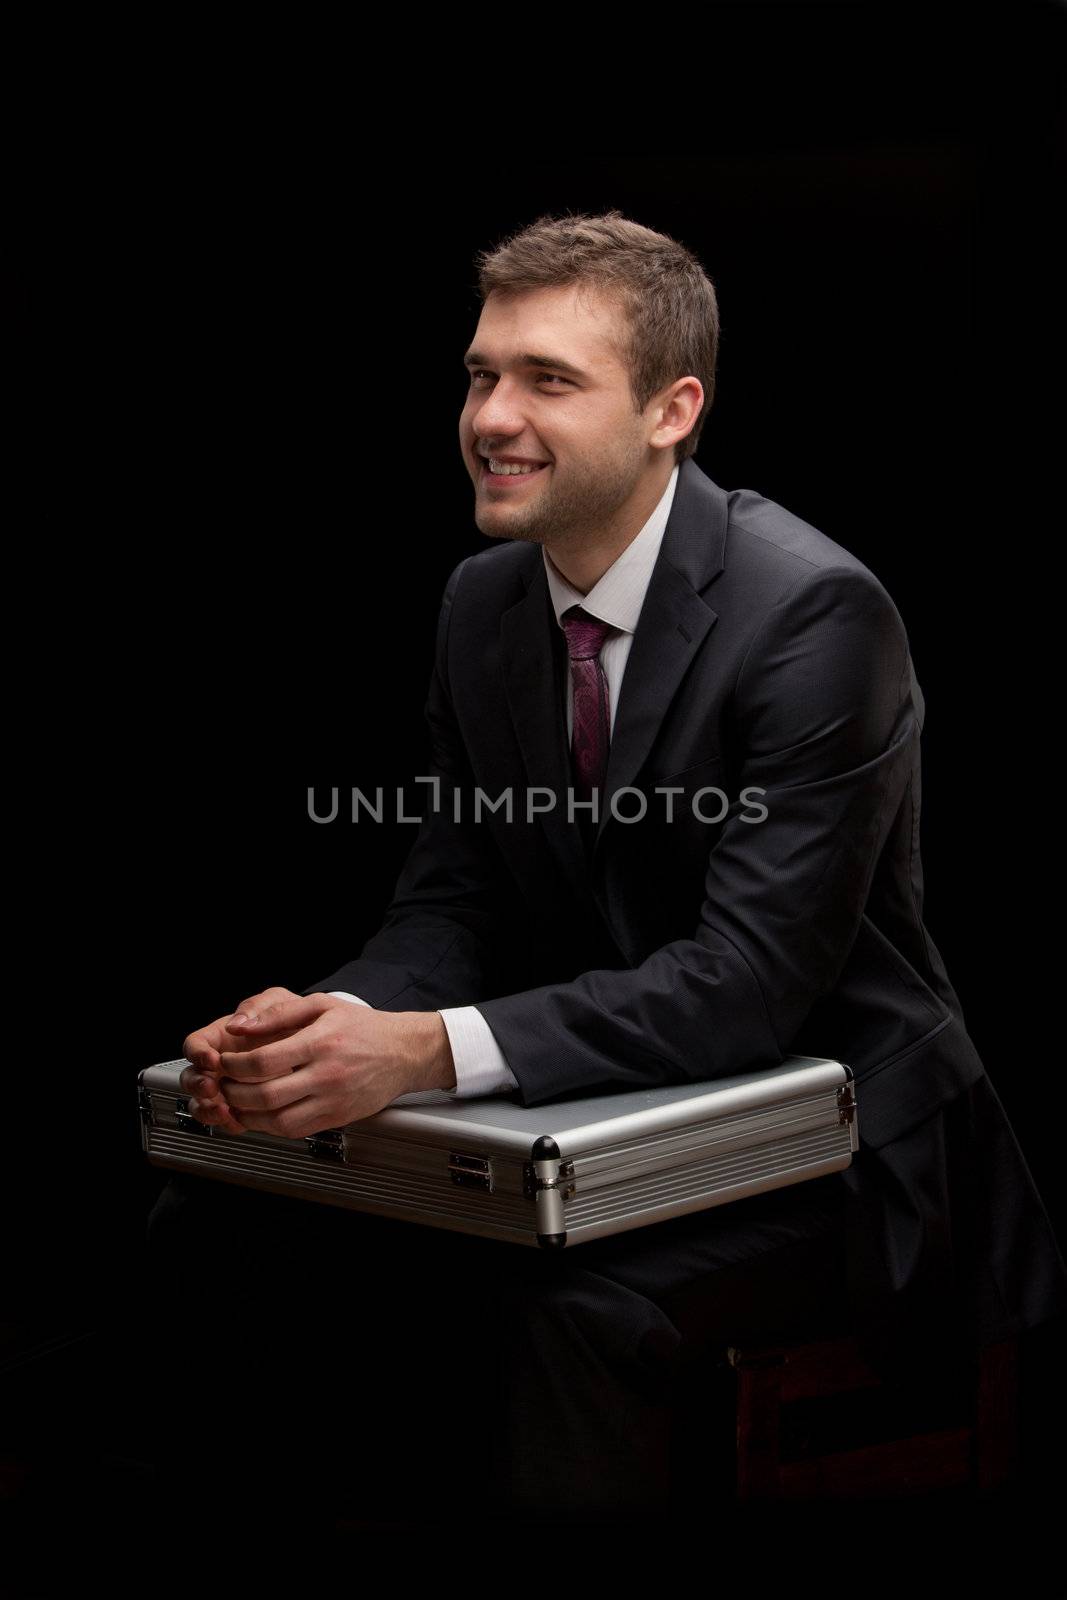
459, 283, 663, 547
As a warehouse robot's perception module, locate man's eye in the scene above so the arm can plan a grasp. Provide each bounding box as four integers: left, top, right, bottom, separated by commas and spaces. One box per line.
467, 371, 572, 388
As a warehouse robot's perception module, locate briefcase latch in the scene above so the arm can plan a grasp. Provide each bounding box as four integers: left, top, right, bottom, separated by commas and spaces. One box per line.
137, 1081, 154, 1127
836, 1081, 857, 1126
174, 1097, 215, 1137
305, 1130, 347, 1164
448, 1152, 492, 1191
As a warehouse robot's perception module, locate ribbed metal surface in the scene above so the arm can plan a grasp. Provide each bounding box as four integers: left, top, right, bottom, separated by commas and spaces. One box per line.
564, 1124, 849, 1225
146, 1127, 534, 1230
567, 1094, 841, 1191
146, 1117, 849, 1246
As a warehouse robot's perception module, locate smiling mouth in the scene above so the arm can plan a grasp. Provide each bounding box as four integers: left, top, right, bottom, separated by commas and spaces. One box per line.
480, 459, 550, 486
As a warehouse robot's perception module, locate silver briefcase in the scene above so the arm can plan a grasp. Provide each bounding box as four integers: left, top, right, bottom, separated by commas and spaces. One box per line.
138, 1055, 857, 1248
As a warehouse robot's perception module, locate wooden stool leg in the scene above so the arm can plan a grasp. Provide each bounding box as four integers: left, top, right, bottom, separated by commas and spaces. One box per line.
730, 1347, 785, 1500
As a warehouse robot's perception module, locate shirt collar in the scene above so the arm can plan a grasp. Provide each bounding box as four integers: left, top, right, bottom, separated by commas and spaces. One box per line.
542, 463, 680, 636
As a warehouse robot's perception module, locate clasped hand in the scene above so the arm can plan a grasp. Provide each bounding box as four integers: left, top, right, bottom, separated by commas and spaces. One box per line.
179, 988, 454, 1139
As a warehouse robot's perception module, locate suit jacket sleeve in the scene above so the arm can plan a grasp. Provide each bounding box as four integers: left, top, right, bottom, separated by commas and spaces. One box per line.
475, 562, 918, 1105
303, 558, 528, 1011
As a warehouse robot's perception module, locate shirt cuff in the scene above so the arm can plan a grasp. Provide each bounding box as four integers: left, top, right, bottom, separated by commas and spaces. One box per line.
438, 1007, 520, 1098
329, 994, 517, 1099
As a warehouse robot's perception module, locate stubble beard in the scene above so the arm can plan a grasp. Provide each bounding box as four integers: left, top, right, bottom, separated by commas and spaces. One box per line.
475, 447, 647, 550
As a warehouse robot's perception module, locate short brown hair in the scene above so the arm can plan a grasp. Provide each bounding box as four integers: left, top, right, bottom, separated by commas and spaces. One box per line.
474, 209, 719, 464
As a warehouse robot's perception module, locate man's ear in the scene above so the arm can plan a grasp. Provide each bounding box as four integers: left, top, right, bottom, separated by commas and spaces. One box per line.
649, 376, 703, 453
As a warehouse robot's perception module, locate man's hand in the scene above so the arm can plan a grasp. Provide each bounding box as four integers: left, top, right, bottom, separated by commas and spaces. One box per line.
181, 990, 457, 1139
181, 987, 309, 1135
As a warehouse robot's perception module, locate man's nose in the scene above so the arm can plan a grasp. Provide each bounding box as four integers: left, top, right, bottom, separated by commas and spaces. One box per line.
471, 379, 525, 439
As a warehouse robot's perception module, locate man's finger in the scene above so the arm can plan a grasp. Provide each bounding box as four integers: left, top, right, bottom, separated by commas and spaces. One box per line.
226, 995, 329, 1034
221, 1095, 323, 1140
225, 986, 307, 1028
183, 1016, 261, 1074
217, 1029, 320, 1081
222, 1068, 310, 1117
179, 1064, 220, 1100
232, 986, 299, 1017
184, 1005, 308, 1078
189, 1096, 246, 1135
183, 1030, 223, 1076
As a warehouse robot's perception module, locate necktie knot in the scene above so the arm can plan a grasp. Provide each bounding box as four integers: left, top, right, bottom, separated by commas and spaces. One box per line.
562, 605, 614, 661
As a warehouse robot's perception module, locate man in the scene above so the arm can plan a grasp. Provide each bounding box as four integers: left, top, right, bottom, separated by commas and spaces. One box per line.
155, 212, 1065, 1524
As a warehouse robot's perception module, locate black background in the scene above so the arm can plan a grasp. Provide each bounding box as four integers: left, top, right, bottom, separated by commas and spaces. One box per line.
17, 4, 1066, 1516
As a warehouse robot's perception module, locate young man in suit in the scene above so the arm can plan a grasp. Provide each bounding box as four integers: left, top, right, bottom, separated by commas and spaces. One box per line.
153, 212, 1065, 1527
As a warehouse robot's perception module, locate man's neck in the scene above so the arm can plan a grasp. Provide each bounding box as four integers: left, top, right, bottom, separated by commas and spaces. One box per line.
543, 464, 673, 593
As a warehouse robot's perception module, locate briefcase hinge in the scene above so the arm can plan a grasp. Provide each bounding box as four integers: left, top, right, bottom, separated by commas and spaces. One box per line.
837, 1082, 857, 1125
449, 1152, 492, 1191
138, 1082, 154, 1126
522, 1159, 575, 1202
305, 1130, 347, 1163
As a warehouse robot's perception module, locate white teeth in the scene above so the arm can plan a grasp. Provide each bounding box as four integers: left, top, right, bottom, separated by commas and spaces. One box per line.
487, 458, 543, 476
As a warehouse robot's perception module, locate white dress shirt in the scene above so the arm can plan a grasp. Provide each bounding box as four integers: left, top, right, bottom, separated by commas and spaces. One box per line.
333, 464, 680, 1096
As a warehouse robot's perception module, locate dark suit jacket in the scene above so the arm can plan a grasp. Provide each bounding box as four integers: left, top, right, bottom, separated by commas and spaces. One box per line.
308, 457, 1066, 1371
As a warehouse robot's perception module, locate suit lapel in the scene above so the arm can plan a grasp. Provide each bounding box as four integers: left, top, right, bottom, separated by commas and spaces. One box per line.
498, 458, 730, 893
597, 556, 719, 845
596, 459, 730, 852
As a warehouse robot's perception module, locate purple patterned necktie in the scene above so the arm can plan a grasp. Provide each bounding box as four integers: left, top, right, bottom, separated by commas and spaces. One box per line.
561, 604, 614, 808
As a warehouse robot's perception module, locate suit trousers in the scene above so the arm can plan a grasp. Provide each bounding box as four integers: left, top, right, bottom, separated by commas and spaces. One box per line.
142, 1164, 851, 1528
